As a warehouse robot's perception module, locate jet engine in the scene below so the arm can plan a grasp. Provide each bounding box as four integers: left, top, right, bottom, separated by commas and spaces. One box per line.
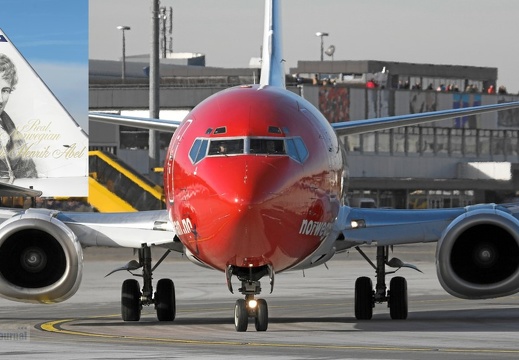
0, 209, 83, 303
436, 205, 519, 299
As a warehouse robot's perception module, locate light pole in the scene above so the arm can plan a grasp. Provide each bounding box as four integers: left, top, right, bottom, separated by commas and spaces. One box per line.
315, 32, 329, 61
117, 25, 131, 82
149, 0, 160, 184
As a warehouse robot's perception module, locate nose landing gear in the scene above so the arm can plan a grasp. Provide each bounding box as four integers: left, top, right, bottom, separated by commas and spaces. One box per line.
234, 284, 269, 332
228, 264, 273, 332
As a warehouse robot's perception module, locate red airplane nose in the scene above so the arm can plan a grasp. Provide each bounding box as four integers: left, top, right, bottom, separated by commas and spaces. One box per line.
175, 155, 325, 272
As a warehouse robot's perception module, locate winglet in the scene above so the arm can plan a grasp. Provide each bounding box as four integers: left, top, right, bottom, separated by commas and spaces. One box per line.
259, 0, 285, 88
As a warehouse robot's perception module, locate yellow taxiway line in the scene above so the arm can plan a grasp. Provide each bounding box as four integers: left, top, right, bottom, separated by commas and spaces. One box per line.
39, 314, 519, 355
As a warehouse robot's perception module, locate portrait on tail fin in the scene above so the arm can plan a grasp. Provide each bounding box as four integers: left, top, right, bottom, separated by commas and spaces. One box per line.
0, 53, 38, 183
0, 30, 88, 197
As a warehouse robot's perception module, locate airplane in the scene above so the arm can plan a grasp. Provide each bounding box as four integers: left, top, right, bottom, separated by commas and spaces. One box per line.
2, 0, 519, 333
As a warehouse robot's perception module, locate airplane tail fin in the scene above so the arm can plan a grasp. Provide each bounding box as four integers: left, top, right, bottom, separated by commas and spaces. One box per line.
0, 30, 88, 197
259, 0, 285, 88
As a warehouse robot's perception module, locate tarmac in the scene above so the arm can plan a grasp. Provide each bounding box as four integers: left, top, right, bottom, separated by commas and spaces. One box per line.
2, 243, 519, 359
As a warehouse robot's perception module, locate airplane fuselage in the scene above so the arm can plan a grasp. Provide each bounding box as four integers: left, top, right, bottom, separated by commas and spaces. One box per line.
164, 85, 345, 273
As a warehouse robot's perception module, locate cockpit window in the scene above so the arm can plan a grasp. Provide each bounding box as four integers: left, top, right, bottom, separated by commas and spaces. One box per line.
268, 126, 282, 134
294, 138, 309, 161
189, 136, 308, 164
208, 139, 244, 155
250, 139, 285, 154
189, 138, 209, 163
285, 137, 308, 162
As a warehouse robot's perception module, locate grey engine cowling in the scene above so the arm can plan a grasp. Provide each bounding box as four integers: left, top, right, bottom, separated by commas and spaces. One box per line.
436, 205, 519, 299
0, 209, 83, 303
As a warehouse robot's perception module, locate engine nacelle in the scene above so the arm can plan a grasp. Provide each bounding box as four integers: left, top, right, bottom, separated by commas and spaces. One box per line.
0, 209, 83, 303
436, 206, 519, 299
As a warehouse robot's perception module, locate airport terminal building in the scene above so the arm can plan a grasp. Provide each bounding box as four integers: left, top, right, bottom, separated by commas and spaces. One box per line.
89, 59, 519, 209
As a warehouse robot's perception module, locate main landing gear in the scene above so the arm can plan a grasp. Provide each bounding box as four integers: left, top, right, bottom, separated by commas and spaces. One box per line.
354, 246, 421, 320
112, 244, 176, 322
227, 264, 274, 332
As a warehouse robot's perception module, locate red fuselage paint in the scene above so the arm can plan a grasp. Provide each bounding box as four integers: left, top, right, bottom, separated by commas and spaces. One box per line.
164, 85, 344, 273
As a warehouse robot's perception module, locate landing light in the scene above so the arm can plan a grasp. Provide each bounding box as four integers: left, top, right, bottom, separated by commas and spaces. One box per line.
248, 299, 258, 309
351, 219, 366, 229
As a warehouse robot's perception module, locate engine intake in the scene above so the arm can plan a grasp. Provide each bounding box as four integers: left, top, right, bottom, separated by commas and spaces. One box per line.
436, 207, 519, 299
0, 210, 83, 303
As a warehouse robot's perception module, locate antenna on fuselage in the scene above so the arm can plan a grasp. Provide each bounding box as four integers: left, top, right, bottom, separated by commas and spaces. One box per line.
259, 0, 285, 88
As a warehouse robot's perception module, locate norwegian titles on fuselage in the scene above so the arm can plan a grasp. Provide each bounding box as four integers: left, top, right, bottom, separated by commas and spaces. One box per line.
299, 219, 333, 238
172, 218, 193, 236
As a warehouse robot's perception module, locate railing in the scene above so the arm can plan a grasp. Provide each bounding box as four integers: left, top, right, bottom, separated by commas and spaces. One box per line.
345, 126, 519, 161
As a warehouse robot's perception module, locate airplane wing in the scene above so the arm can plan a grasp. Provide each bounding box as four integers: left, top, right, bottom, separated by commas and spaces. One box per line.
333, 204, 485, 251
332, 101, 519, 136
56, 209, 179, 249
89, 112, 181, 132
0, 207, 179, 250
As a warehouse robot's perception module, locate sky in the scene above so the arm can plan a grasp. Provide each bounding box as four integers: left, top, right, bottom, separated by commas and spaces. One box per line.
90, 0, 519, 94
0, 0, 88, 130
